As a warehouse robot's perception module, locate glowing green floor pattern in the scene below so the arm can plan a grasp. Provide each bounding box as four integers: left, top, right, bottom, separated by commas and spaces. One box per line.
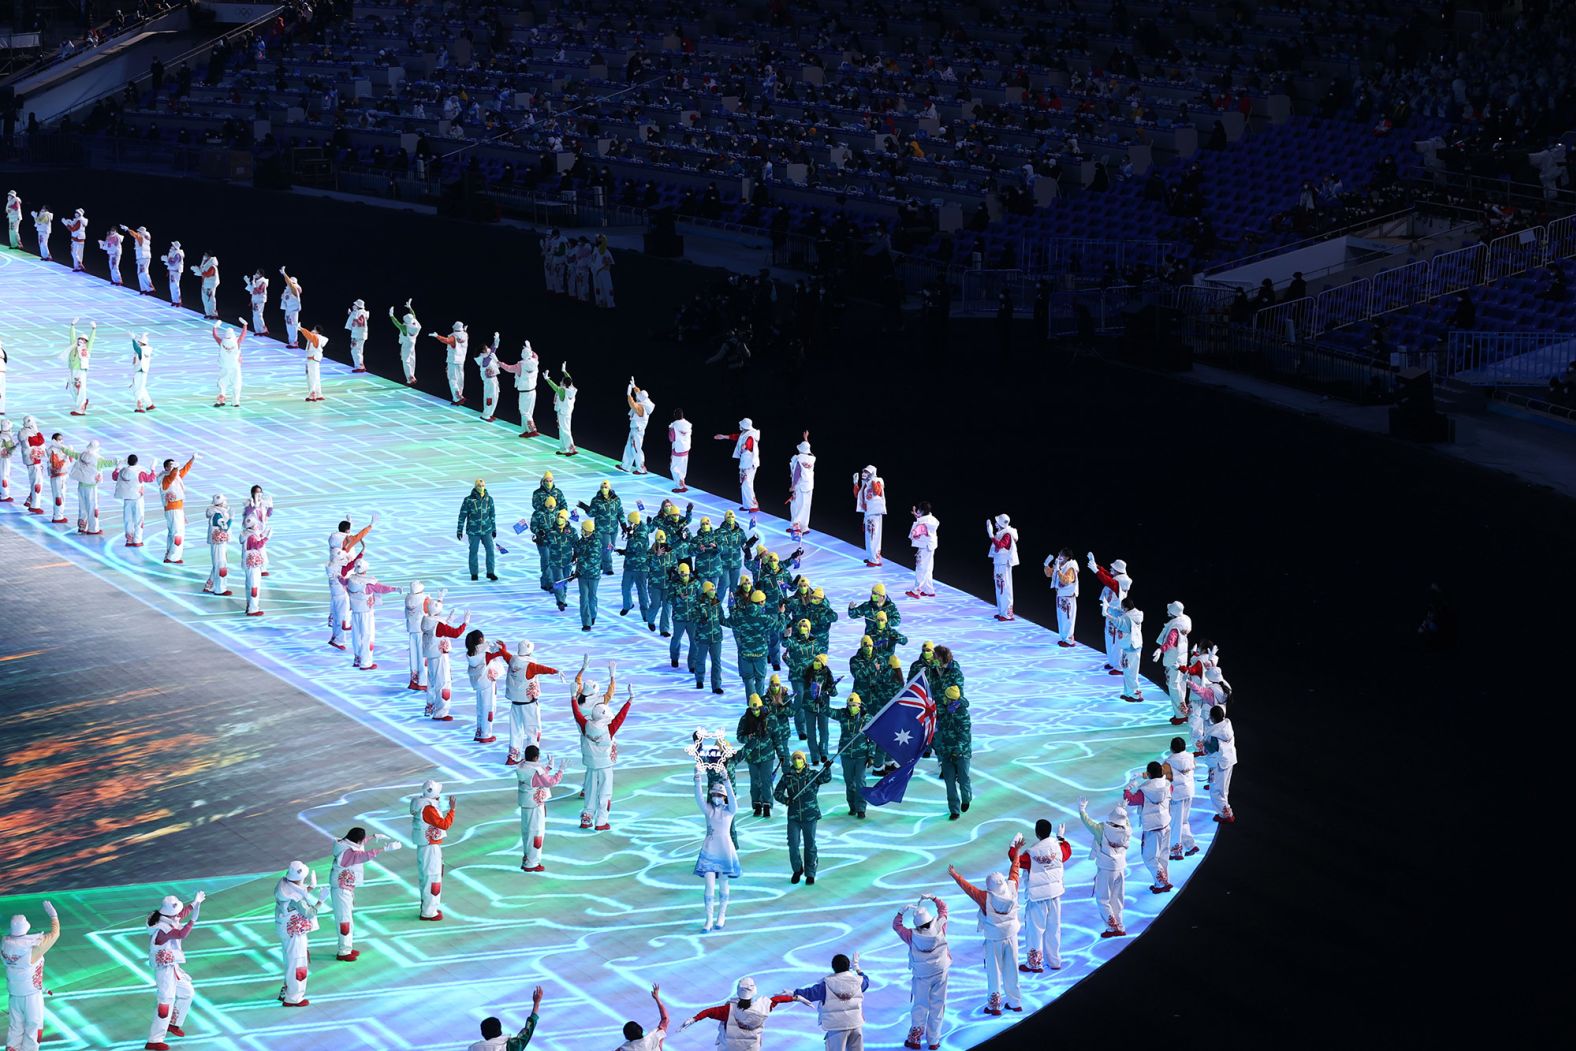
0, 247, 1213, 1049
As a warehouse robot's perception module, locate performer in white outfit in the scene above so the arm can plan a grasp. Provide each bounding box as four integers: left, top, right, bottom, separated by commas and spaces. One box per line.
273, 861, 324, 1007
475, 333, 503, 421
854, 465, 886, 566
516, 745, 566, 872
202, 493, 233, 596
1087, 552, 1132, 673
4, 190, 20, 249
44, 433, 72, 522
1123, 763, 1173, 893
0, 340, 8, 416
668, 409, 693, 492
573, 662, 632, 831
430, 322, 469, 404
3, 901, 60, 1051
344, 300, 370, 372
346, 555, 401, 670
129, 331, 154, 411
62, 319, 94, 415
403, 581, 428, 691
248, 270, 270, 334
145, 891, 203, 1050
297, 325, 328, 402
505, 641, 559, 765
212, 320, 247, 408
693, 768, 741, 932
1108, 597, 1145, 702
241, 485, 273, 576
191, 253, 220, 319
498, 340, 539, 436
788, 435, 815, 538
60, 208, 87, 271
1017, 819, 1071, 973
591, 234, 616, 307
1184, 652, 1229, 751
907, 501, 939, 597
279, 269, 303, 345
790, 955, 868, 1051
1152, 600, 1193, 723
948, 835, 1023, 1016
620, 379, 654, 472
892, 895, 950, 1050
121, 225, 156, 293
18, 415, 45, 514
67, 442, 110, 534
158, 454, 196, 562
243, 514, 270, 616
678, 976, 797, 1048
161, 241, 184, 306
542, 364, 578, 454
327, 827, 401, 961
423, 597, 467, 721
1078, 797, 1130, 937
30, 206, 53, 261
409, 780, 458, 921
1043, 548, 1079, 646
0, 418, 18, 504
1163, 738, 1199, 860
1204, 706, 1237, 823
389, 300, 420, 384
464, 629, 508, 743
986, 514, 1019, 619
716, 418, 761, 511
98, 226, 123, 285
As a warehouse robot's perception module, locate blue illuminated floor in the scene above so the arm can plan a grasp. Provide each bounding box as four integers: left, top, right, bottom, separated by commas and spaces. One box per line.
0, 247, 1213, 1050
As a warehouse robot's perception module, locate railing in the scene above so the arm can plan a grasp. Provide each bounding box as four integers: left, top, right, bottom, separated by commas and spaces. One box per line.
1019, 237, 1180, 279
1183, 314, 1399, 403
1438, 331, 1576, 387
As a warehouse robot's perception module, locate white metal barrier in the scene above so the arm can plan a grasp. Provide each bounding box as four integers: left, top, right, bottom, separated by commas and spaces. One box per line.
1370, 259, 1429, 315
1314, 279, 1372, 335
1546, 215, 1576, 263
1442, 331, 1576, 386
1252, 296, 1315, 341
1426, 243, 1485, 299
1484, 226, 1545, 283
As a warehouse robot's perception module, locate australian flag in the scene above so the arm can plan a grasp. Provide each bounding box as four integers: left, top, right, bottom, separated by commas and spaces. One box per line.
858, 671, 937, 806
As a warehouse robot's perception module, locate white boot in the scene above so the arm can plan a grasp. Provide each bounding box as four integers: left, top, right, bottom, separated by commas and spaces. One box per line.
716, 885, 729, 929
703, 892, 715, 933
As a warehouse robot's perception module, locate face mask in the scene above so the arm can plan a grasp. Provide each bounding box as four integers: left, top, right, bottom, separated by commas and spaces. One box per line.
792, 759, 806, 771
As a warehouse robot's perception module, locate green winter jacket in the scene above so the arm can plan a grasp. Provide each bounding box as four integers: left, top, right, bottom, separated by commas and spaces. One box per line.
847, 597, 902, 636
773, 763, 833, 821
457, 487, 496, 538
622, 521, 652, 569
935, 691, 973, 758
532, 482, 566, 514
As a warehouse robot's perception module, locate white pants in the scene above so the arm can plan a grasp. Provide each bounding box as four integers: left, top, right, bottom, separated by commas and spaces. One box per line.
671, 450, 689, 487
1164, 664, 1187, 716
76, 482, 100, 532
6, 216, 18, 248
982, 936, 1020, 1007
278, 925, 310, 1003
71, 369, 89, 412
1211, 761, 1234, 816
1121, 648, 1141, 697
790, 489, 813, 533
621, 423, 647, 471
217, 363, 242, 404
48, 474, 66, 521
284, 311, 300, 345
1140, 824, 1171, 886
739, 465, 757, 510
132, 369, 151, 409
107, 248, 122, 283
581, 766, 614, 826
400, 340, 416, 381
1056, 595, 1076, 642
993, 566, 1013, 616
325, 582, 348, 645
518, 388, 537, 431
121, 499, 144, 543
331, 885, 356, 954
556, 410, 574, 452
520, 804, 546, 867
822, 1031, 863, 1051
148, 965, 193, 1044
407, 630, 425, 684
25, 462, 44, 510
912, 547, 936, 594
36, 229, 50, 260
1023, 896, 1062, 969
508, 701, 541, 763
1105, 614, 1120, 667
863, 514, 883, 563
163, 508, 185, 560
351, 609, 376, 667
593, 268, 614, 307
166, 271, 181, 303
200, 282, 217, 316
908, 972, 947, 1046
246, 561, 264, 613
472, 676, 496, 739
349, 336, 365, 370
481, 375, 499, 419
426, 652, 453, 718
206, 542, 229, 593
137, 258, 154, 292
417, 842, 444, 917
305, 357, 322, 398
1170, 795, 1195, 853
0, 455, 9, 501
1093, 867, 1125, 930
446, 360, 464, 402
7, 990, 43, 1051
70, 238, 84, 268
251, 302, 267, 332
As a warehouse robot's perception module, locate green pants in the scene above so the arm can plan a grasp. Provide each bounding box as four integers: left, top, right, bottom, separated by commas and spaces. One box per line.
739, 654, 768, 702
841, 753, 867, 816
787, 815, 819, 877
939, 752, 973, 817
747, 756, 777, 808
577, 571, 599, 627
535, 541, 551, 588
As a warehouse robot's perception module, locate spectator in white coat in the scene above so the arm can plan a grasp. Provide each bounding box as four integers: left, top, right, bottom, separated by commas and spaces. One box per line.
891, 895, 949, 1049
1015, 818, 1071, 972
1163, 737, 1199, 860
787, 953, 868, 1050
1204, 706, 1237, 823
1078, 796, 1130, 937
948, 835, 1024, 1016
1123, 761, 1173, 893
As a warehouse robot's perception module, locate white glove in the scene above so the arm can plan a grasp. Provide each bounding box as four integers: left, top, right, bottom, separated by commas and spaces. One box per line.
1011, 832, 1025, 848
307, 870, 317, 889
1151, 649, 1162, 662
1057, 822, 1067, 839
370, 511, 381, 526
42, 901, 56, 919
851, 952, 861, 971
386, 840, 404, 852
1077, 796, 1089, 810
193, 890, 206, 905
